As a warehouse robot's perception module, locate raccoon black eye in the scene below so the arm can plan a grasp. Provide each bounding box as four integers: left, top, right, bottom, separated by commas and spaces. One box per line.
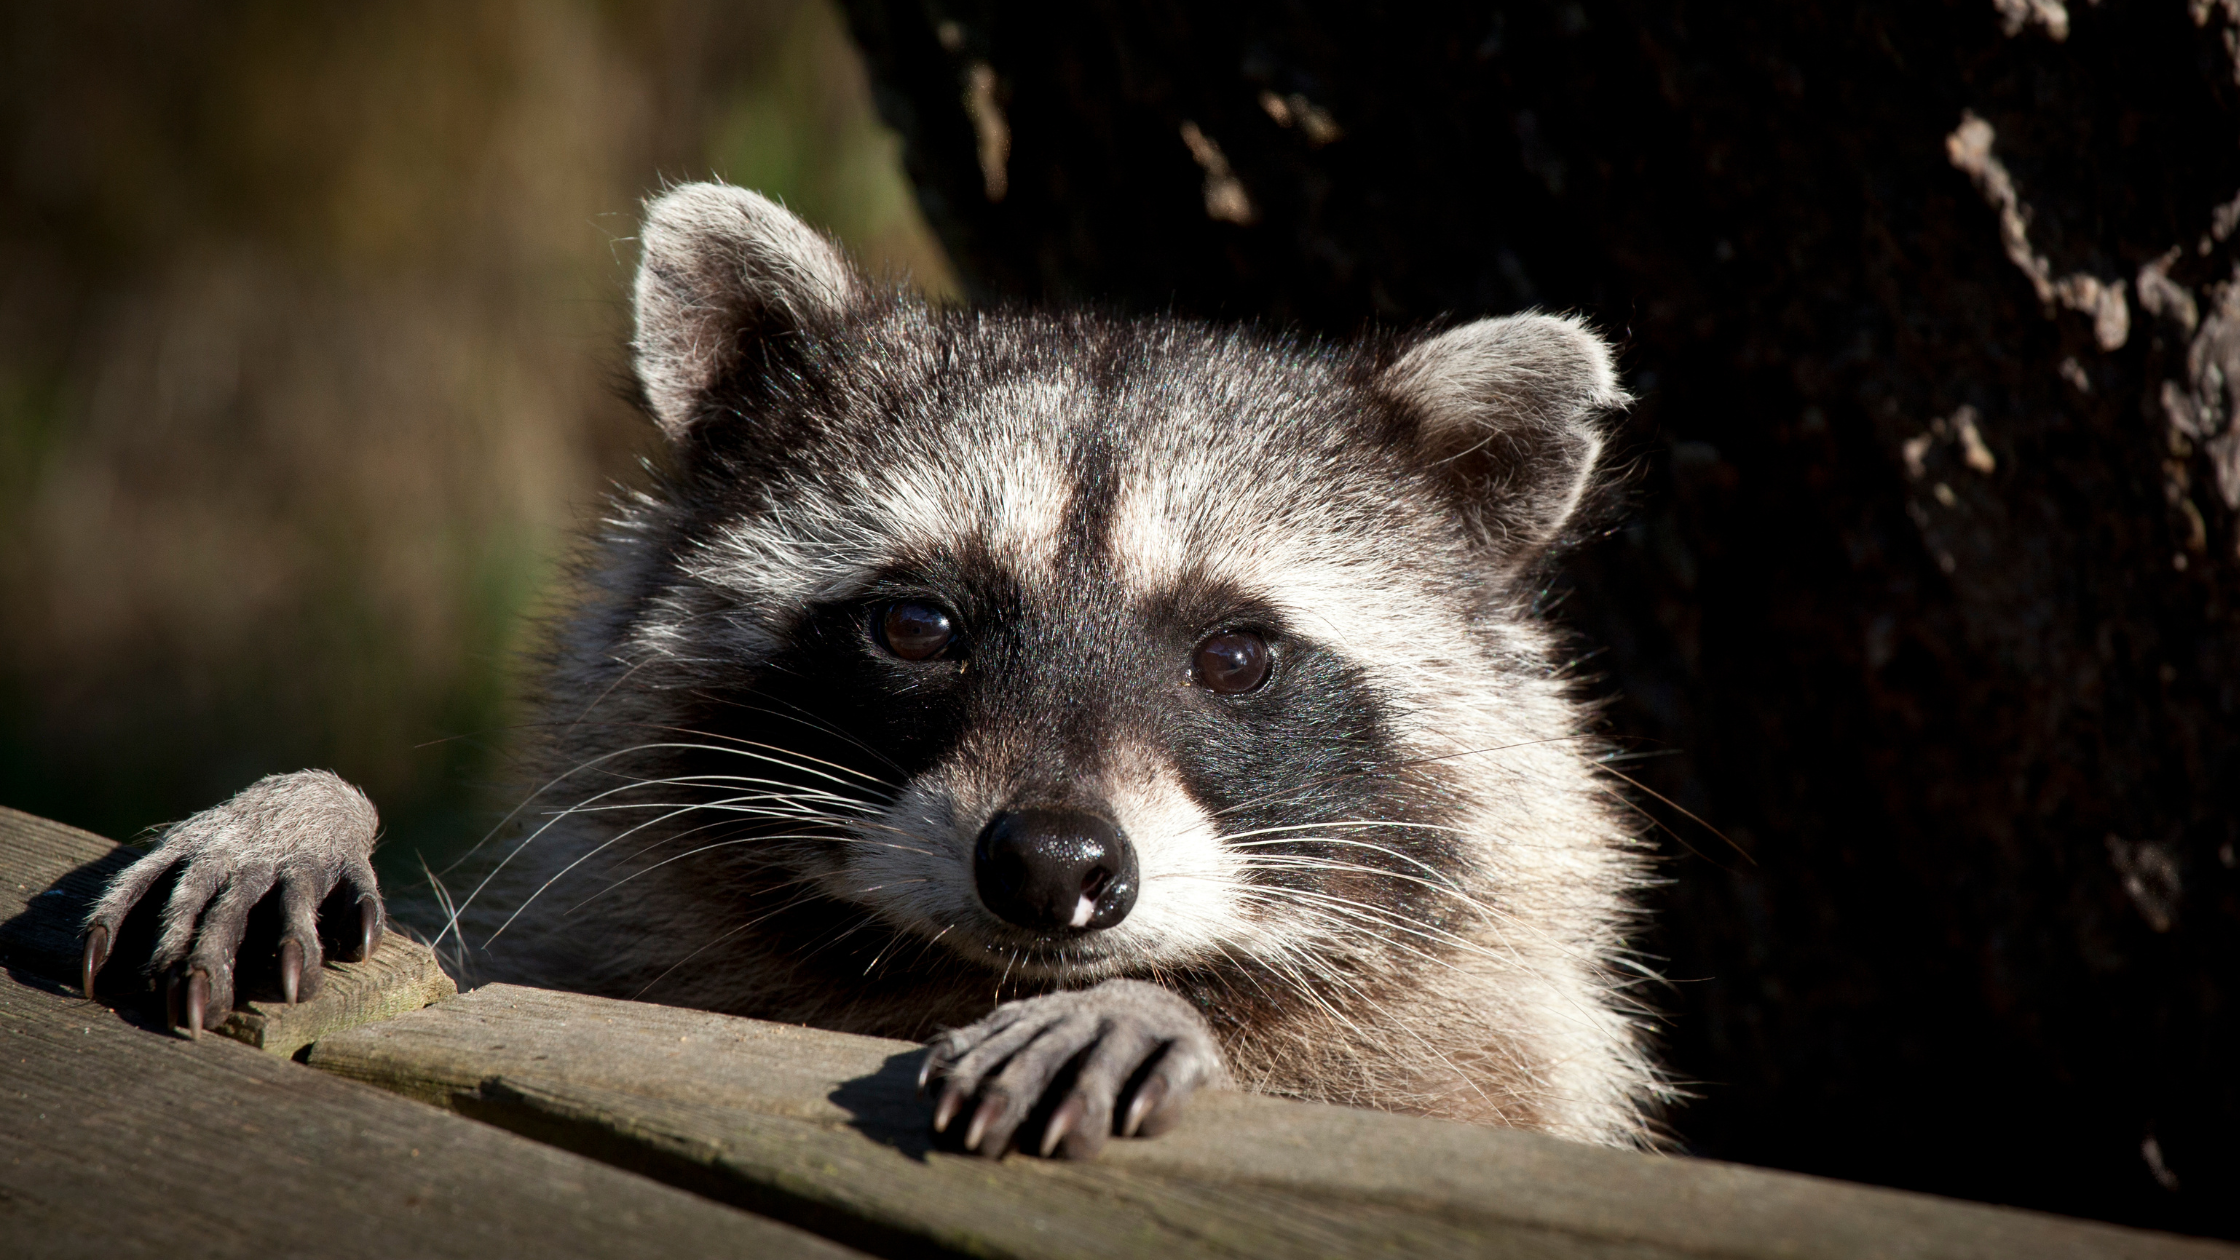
1193, 631, 1270, 694
877, 601, 955, 661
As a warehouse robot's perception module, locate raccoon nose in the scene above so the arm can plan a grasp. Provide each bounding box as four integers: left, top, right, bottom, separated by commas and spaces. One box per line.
973, 809, 1138, 933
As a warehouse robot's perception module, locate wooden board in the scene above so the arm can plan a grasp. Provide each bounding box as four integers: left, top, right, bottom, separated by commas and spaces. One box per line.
311, 983, 2240, 1260
0, 805, 455, 1058
0, 962, 863, 1258
0, 805, 862, 1258
8, 802, 2233, 1260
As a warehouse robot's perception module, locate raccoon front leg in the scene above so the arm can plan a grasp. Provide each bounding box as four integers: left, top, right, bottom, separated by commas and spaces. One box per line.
921, 979, 1228, 1159
82, 770, 383, 1036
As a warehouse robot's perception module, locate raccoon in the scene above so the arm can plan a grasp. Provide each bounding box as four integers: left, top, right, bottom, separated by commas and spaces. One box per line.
84, 182, 1664, 1157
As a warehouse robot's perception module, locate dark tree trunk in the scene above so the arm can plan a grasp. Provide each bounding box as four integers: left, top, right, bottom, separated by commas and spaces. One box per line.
842, 0, 2240, 1236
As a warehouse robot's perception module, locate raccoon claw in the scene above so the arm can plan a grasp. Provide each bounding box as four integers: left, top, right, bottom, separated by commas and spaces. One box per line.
279, 938, 304, 1005
1040, 1093, 1091, 1158
1123, 1075, 1171, 1138
923, 978, 1225, 1159
352, 897, 383, 962
931, 1083, 965, 1133
80, 924, 110, 999
168, 968, 211, 1039
963, 1094, 1008, 1152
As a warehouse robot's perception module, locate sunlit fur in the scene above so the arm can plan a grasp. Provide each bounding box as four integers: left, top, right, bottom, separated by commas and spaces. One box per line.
440, 183, 1669, 1148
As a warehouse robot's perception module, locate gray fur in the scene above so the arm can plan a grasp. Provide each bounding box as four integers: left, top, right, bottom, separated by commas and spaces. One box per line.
86, 770, 380, 1015
631, 183, 861, 439
1380, 313, 1630, 563
925, 980, 1226, 1158
91, 182, 1667, 1155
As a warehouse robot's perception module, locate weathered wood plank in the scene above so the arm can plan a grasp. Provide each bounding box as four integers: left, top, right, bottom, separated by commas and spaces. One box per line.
312, 983, 2240, 1260
0, 806, 147, 980
0, 805, 454, 1056
11, 803, 2233, 1259
0, 959, 864, 1258
217, 937, 456, 1058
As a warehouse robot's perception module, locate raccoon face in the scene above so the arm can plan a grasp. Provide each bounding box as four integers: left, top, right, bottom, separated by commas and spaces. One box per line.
618, 184, 1625, 985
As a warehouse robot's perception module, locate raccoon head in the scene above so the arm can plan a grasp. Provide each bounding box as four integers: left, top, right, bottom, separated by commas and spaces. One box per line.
608, 182, 1626, 989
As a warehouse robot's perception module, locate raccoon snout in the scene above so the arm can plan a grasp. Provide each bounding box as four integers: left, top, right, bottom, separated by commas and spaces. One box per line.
973, 809, 1139, 933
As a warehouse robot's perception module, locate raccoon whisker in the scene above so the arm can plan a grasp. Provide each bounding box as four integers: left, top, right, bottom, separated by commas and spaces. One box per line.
1245, 878, 1663, 1038
1249, 948, 1501, 1116
1238, 862, 1616, 982
1226, 834, 1484, 897
483, 737, 883, 861
1235, 858, 1487, 920
1258, 912, 1477, 986
1228, 887, 1465, 972
669, 719, 906, 793
417, 850, 472, 984
602, 815, 789, 888
547, 795, 876, 823
794, 900, 910, 970
1275, 860, 1637, 979
437, 757, 748, 948
1248, 946, 1387, 1048
1195, 940, 1289, 1021
1216, 820, 1466, 842
663, 700, 909, 780
1227, 869, 1487, 937
611, 764, 890, 801
490, 796, 792, 941
570, 798, 927, 848
600, 739, 895, 795
1228, 933, 1519, 1121
534, 794, 867, 836
1584, 768, 1751, 866
609, 815, 936, 875
531, 733, 896, 803
569, 652, 666, 729
853, 879, 935, 893
628, 881, 838, 1001
856, 902, 942, 977
491, 781, 905, 941
517, 762, 886, 835
433, 740, 710, 895
437, 723, 888, 886
545, 787, 875, 817
628, 916, 764, 1000
870, 921, 961, 988
1229, 876, 1525, 971
571, 833, 938, 912
993, 943, 1024, 1002
1205, 942, 1471, 1108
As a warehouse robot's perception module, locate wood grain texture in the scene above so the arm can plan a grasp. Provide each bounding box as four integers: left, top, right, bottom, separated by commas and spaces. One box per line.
217, 938, 457, 1058
313, 983, 2240, 1260
0, 960, 864, 1258
0, 804, 454, 1056
0, 806, 143, 979
10, 804, 2233, 1257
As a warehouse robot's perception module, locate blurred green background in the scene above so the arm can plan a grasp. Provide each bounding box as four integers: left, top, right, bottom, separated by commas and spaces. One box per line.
0, 1, 954, 882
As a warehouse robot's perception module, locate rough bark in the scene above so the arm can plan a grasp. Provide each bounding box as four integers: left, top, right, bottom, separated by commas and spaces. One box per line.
840, 0, 2240, 1236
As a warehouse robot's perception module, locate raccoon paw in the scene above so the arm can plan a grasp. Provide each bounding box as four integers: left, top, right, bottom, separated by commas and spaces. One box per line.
81, 770, 383, 1037
921, 978, 1227, 1159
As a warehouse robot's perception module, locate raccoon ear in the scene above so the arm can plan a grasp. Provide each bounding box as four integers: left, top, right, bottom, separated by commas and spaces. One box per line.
1380, 313, 1628, 564
632, 181, 864, 440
